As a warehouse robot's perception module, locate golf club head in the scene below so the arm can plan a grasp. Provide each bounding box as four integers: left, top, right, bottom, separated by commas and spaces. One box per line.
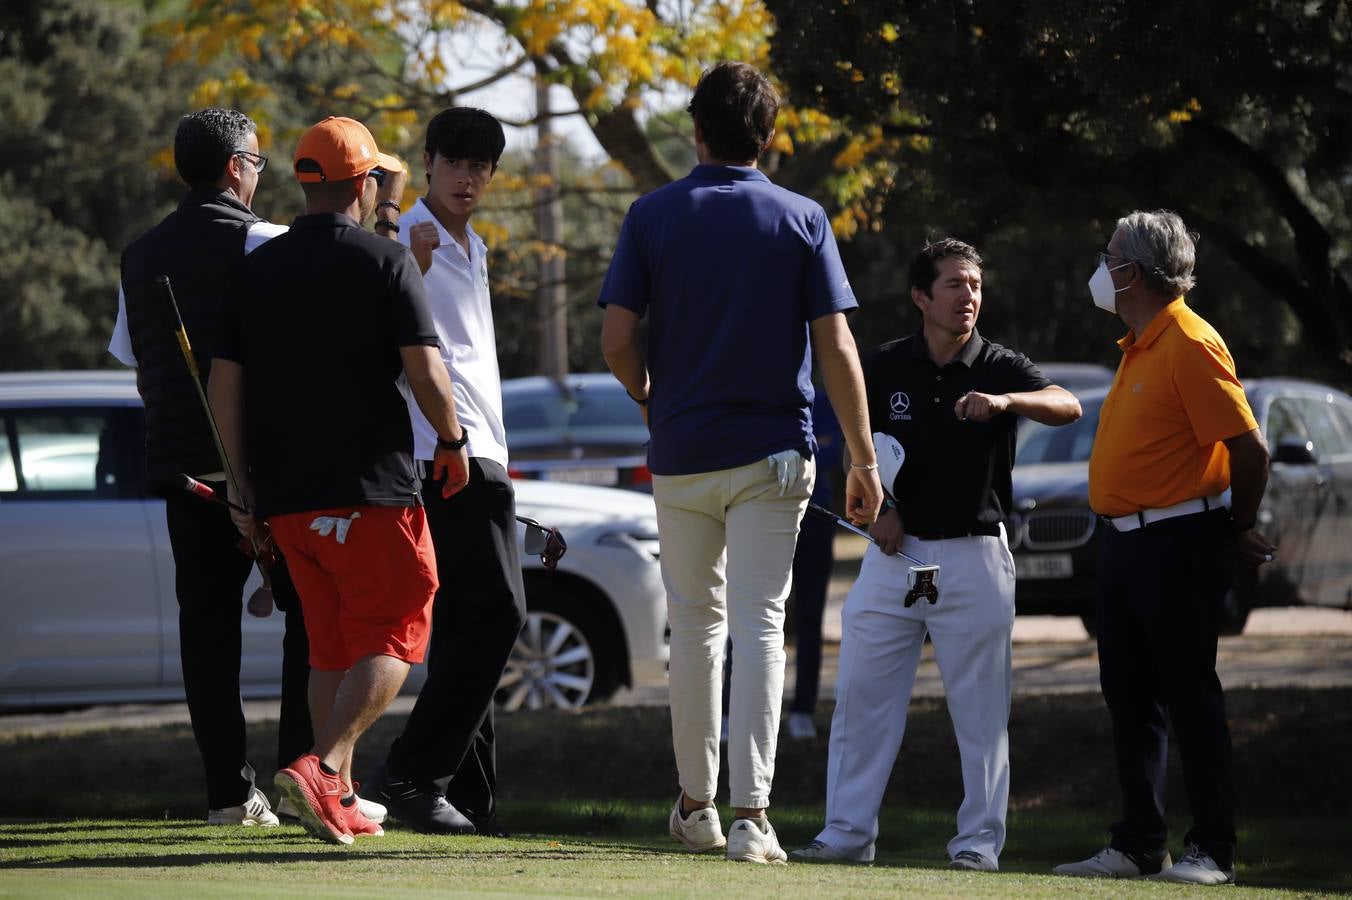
246, 585, 274, 618
903, 565, 940, 607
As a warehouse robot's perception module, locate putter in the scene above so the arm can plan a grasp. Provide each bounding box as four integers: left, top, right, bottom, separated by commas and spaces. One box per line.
160, 274, 276, 617
806, 502, 940, 607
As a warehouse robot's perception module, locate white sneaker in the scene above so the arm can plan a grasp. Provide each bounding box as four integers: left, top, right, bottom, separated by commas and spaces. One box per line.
950, 849, 998, 871
787, 839, 869, 865
1054, 846, 1171, 879
1151, 846, 1235, 885
786, 712, 817, 740
280, 793, 386, 825
726, 816, 788, 865
207, 786, 280, 826
669, 797, 726, 852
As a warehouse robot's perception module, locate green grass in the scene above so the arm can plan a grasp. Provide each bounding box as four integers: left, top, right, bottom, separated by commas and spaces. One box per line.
2, 690, 1350, 896
1, 805, 1347, 898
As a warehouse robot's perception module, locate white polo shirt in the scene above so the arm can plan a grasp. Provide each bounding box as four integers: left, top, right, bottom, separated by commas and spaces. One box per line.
397, 198, 508, 467
107, 221, 288, 367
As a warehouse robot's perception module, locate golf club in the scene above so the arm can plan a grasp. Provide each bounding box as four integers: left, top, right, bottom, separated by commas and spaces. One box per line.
806, 502, 940, 606
160, 274, 276, 617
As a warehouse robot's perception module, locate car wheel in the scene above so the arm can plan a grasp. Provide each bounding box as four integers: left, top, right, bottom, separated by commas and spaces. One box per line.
495, 583, 624, 711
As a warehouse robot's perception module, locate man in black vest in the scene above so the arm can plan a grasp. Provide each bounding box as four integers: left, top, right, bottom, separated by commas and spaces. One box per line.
111, 108, 311, 826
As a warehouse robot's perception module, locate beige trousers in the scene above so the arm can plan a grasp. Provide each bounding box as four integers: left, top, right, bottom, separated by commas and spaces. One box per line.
652, 456, 814, 808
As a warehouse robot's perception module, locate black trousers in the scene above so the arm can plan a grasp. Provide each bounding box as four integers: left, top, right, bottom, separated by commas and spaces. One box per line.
165, 488, 312, 810
789, 508, 834, 713
384, 458, 526, 818
1096, 507, 1237, 870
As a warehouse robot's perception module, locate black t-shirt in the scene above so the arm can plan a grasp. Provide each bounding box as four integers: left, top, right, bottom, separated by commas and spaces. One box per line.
216, 213, 439, 518
863, 329, 1050, 538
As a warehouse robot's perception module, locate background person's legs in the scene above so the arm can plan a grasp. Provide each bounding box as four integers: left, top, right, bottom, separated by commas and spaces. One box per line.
270, 560, 314, 771
652, 470, 730, 809
166, 491, 256, 811
790, 509, 833, 715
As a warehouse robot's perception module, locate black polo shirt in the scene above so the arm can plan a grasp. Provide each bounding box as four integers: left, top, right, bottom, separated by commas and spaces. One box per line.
863, 328, 1049, 538
216, 212, 440, 518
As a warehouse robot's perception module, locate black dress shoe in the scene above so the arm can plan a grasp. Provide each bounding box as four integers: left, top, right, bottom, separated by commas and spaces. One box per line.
468, 811, 510, 838
365, 764, 475, 834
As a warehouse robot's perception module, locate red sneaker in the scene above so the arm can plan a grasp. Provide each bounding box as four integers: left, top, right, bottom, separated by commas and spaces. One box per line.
340, 798, 385, 838
274, 754, 354, 846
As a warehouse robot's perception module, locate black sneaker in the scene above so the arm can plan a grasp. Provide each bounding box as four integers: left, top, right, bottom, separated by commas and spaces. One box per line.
364, 764, 476, 835
467, 810, 511, 838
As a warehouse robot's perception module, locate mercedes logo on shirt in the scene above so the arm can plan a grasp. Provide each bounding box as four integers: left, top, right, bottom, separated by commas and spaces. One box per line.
890, 391, 912, 421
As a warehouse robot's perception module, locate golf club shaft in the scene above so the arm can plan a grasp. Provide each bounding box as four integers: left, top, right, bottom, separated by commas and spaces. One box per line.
158, 275, 267, 571
806, 502, 928, 568
177, 473, 250, 514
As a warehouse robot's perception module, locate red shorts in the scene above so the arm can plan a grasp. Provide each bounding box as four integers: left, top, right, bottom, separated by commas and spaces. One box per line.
269, 505, 437, 671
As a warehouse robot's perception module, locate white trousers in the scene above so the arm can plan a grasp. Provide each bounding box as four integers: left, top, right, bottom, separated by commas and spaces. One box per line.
652, 457, 814, 809
816, 528, 1015, 865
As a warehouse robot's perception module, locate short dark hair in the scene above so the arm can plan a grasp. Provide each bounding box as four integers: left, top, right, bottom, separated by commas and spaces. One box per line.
299, 175, 363, 207
174, 108, 256, 188
425, 107, 506, 168
908, 238, 983, 296
686, 62, 779, 163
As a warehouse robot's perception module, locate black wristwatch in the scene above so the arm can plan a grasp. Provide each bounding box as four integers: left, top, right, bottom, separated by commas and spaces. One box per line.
437, 429, 469, 452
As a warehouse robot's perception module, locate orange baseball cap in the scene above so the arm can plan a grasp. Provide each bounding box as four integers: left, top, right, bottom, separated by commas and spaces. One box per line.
293, 116, 403, 183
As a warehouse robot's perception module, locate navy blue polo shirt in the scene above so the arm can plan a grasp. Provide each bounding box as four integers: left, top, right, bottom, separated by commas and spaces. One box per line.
597, 165, 857, 476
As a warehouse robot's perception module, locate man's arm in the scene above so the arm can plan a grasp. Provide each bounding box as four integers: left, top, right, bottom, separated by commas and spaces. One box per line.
399, 344, 470, 498
810, 312, 882, 525
955, 385, 1082, 425
601, 304, 649, 419
1224, 427, 1277, 567
206, 358, 255, 536
373, 166, 408, 242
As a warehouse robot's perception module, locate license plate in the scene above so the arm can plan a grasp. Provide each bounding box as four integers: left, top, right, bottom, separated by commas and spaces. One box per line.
543, 466, 619, 486
1015, 553, 1073, 579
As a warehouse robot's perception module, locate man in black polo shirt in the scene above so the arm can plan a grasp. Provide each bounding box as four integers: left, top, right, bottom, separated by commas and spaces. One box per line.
210, 116, 470, 845
113, 107, 310, 827
791, 238, 1080, 871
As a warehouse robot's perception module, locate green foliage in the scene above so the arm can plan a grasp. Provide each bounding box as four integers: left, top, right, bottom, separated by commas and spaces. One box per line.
768, 0, 1352, 381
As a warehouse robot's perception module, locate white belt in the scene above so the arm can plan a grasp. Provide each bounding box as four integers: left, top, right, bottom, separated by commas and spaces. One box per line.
1105, 494, 1225, 532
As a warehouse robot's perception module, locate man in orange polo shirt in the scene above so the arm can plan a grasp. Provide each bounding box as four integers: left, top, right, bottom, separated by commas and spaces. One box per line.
1056, 210, 1276, 886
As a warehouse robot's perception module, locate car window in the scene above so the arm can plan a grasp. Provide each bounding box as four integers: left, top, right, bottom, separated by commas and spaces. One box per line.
1332, 400, 1352, 448
503, 383, 644, 437
1294, 395, 1350, 457
0, 410, 119, 498
1265, 397, 1310, 449
1016, 398, 1103, 465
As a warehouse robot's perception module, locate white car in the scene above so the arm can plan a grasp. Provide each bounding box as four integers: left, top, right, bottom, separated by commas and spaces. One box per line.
0, 371, 668, 712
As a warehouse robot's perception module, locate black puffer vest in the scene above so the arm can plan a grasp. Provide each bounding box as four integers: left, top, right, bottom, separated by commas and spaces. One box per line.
120, 189, 259, 492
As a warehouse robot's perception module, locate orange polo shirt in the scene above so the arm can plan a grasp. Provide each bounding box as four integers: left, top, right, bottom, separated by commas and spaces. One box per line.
1089, 298, 1258, 517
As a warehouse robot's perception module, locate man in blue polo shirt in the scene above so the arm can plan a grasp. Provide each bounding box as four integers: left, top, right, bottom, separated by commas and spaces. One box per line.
599, 60, 882, 865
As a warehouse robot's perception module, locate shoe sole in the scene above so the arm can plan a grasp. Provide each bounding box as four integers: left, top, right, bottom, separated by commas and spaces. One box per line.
274, 770, 353, 846
726, 851, 788, 865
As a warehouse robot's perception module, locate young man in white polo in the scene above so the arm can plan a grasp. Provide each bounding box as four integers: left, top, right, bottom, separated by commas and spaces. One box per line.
366, 108, 525, 837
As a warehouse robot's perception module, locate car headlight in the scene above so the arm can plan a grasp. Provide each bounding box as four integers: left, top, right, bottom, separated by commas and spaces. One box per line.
597, 530, 661, 561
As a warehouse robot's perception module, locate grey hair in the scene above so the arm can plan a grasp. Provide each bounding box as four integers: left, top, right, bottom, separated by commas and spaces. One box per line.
1114, 210, 1198, 296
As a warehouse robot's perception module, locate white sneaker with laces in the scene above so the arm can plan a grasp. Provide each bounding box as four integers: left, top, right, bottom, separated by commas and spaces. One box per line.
786, 712, 817, 740
1151, 846, 1235, 885
1054, 846, 1171, 879
207, 786, 280, 826
726, 816, 788, 865
787, 839, 869, 865
279, 793, 386, 825
669, 797, 726, 852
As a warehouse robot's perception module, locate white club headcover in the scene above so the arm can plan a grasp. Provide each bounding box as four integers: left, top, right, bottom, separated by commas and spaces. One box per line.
872, 431, 905, 500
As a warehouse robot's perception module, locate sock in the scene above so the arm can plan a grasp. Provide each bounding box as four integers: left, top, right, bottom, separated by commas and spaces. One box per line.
318, 761, 339, 777
340, 794, 356, 808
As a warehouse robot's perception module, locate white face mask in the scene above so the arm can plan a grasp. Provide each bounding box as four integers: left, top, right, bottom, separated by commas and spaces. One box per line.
1088, 260, 1133, 314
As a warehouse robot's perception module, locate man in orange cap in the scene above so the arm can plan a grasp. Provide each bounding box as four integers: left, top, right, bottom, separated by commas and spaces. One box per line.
209, 115, 471, 845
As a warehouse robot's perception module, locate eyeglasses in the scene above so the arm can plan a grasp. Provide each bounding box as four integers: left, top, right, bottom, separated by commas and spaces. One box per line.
367, 167, 387, 188
516, 515, 567, 571
1098, 251, 1132, 269
233, 150, 268, 173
